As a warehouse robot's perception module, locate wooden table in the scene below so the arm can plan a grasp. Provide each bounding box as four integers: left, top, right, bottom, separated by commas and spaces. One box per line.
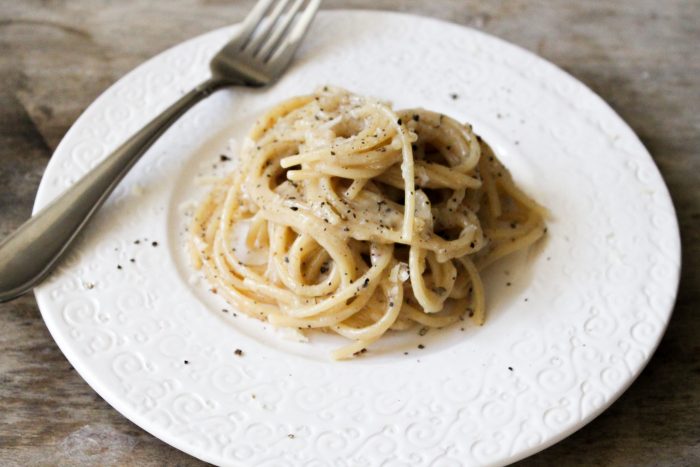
1, 1, 698, 465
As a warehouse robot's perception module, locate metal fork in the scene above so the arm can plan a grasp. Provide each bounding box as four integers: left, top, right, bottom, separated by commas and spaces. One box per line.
0, 0, 321, 302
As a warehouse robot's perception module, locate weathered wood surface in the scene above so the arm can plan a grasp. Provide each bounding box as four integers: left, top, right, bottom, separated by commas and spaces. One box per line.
1, 1, 698, 465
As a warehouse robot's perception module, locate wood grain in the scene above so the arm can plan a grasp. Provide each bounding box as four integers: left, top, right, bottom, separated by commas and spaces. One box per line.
1, 1, 698, 465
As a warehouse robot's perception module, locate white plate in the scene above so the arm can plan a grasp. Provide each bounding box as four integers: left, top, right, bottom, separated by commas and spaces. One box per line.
34, 10, 681, 466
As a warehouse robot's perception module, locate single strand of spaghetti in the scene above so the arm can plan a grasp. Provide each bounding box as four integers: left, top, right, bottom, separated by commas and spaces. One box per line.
296, 178, 343, 225
312, 162, 388, 179
448, 259, 471, 299
449, 122, 482, 172
244, 211, 269, 249
379, 111, 415, 242
287, 233, 315, 283
401, 302, 464, 327
190, 189, 223, 268
427, 252, 457, 293
331, 338, 377, 360
414, 162, 483, 189
327, 147, 401, 167
344, 178, 368, 199
286, 170, 326, 181
409, 247, 447, 313
478, 222, 545, 270
480, 151, 502, 219
457, 257, 486, 325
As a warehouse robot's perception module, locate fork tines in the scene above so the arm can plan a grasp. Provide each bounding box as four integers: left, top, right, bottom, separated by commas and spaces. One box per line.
237, 0, 321, 62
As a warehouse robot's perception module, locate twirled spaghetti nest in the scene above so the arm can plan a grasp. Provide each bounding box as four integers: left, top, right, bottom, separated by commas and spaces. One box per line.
191, 87, 546, 359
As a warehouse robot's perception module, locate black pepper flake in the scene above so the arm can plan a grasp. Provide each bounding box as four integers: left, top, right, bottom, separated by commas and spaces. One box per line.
397, 118, 403, 125
330, 151, 336, 156
320, 265, 328, 274
117, 265, 122, 270
234, 349, 244, 356
134, 240, 140, 245
404, 351, 409, 355
290, 206, 298, 211
508, 366, 513, 371
129, 258, 135, 263
184, 360, 190, 365
450, 93, 459, 100
220, 154, 231, 161
362, 278, 370, 288
152, 241, 158, 247
284, 256, 289, 263
389, 301, 394, 307
470, 242, 475, 248
418, 327, 428, 336
412, 114, 420, 122
506, 282, 511, 287
418, 344, 425, 350
288, 434, 295, 439
222, 308, 228, 313
510, 222, 517, 229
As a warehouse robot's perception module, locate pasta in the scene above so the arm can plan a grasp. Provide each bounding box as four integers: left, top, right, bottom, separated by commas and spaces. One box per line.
190, 87, 546, 359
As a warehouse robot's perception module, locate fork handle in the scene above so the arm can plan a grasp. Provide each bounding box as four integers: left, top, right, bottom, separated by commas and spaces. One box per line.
0, 77, 226, 302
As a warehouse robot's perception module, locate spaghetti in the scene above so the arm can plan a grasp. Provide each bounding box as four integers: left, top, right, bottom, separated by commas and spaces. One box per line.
190, 87, 546, 359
